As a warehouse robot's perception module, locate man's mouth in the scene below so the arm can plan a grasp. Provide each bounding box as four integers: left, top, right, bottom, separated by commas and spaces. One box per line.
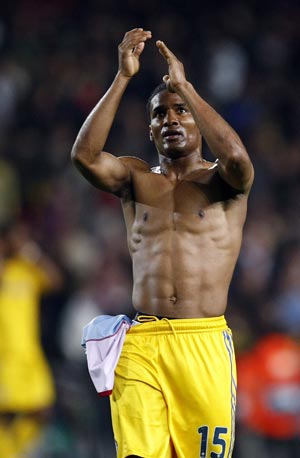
162, 130, 183, 141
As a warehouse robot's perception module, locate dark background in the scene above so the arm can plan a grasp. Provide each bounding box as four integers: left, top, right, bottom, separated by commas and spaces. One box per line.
0, 1, 299, 456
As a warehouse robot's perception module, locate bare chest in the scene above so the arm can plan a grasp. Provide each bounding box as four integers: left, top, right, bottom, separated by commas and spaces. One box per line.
130, 169, 236, 214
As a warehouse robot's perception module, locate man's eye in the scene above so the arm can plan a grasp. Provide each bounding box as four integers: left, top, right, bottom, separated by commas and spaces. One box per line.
178, 107, 187, 113
156, 111, 165, 117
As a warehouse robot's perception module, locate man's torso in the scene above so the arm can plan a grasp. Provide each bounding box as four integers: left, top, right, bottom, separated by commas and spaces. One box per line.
120, 157, 249, 318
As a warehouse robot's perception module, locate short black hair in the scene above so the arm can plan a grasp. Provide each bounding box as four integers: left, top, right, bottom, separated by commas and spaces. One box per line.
146, 82, 167, 121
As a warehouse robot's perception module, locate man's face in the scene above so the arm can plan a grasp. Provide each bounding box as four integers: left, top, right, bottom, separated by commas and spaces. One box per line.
149, 90, 201, 159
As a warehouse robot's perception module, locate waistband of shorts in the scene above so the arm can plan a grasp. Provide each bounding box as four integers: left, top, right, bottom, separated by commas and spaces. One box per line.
130, 314, 228, 334
134, 312, 178, 321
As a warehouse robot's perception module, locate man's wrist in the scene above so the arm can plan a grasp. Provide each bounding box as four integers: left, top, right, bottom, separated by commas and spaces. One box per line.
174, 80, 192, 94
116, 70, 133, 82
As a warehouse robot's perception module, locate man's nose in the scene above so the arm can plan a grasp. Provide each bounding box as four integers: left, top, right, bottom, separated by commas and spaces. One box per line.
163, 110, 179, 126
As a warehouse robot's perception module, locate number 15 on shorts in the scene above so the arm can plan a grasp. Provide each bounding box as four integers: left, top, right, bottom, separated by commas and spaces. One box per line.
198, 425, 229, 458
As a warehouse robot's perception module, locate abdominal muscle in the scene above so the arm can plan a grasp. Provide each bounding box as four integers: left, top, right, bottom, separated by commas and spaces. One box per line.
126, 203, 243, 318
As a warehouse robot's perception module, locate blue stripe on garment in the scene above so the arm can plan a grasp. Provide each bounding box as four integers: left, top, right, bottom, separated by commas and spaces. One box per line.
223, 330, 237, 458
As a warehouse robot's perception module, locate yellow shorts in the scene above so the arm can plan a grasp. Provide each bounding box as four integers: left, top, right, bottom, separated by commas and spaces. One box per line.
110, 315, 237, 458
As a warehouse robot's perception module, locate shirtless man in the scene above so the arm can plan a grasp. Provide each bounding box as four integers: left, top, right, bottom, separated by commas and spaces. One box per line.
72, 28, 254, 458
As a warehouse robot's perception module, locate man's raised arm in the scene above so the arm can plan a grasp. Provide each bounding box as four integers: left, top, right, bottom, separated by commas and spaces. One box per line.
71, 28, 152, 195
156, 40, 254, 193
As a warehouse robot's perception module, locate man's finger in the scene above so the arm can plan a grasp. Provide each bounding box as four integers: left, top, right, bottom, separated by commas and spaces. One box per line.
156, 40, 175, 61
133, 41, 145, 57
163, 74, 175, 93
122, 30, 152, 49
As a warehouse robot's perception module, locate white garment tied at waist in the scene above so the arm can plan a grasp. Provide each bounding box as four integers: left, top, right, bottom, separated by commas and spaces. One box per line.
81, 314, 134, 396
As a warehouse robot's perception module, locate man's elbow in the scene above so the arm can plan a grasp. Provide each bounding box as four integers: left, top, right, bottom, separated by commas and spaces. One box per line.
70, 141, 83, 164
70, 143, 92, 172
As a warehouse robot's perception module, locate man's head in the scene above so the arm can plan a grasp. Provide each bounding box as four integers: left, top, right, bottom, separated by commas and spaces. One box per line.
146, 82, 168, 121
147, 85, 202, 160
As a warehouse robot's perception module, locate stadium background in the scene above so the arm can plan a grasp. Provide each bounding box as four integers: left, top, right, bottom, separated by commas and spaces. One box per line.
0, 0, 299, 456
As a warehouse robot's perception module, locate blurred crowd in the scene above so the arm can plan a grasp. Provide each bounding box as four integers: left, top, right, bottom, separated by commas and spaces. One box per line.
0, 0, 299, 457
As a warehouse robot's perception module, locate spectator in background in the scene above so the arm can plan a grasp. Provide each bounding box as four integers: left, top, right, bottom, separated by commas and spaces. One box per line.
0, 221, 63, 458
236, 333, 300, 458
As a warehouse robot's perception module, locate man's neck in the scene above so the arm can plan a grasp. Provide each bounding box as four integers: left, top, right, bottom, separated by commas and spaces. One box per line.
158, 151, 211, 180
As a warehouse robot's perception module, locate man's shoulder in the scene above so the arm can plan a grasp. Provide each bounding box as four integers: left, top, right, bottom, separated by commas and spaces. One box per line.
119, 156, 151, 172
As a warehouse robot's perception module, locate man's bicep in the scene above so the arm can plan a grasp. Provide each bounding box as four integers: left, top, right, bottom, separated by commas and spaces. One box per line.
73, 150, 131, 194
218, 153, 254, 193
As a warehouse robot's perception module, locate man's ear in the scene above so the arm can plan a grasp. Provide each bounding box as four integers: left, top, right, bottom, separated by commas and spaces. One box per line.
149, 126, 153, 141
